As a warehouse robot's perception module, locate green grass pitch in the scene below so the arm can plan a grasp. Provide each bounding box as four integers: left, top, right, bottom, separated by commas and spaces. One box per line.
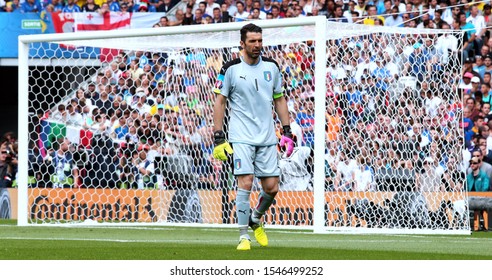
0, 219, 491, 260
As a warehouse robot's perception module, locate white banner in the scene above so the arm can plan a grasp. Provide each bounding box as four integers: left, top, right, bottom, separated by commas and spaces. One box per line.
73, 12, 164, 32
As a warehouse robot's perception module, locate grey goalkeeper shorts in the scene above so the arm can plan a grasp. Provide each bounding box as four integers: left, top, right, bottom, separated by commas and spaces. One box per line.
231, 143, 280, 177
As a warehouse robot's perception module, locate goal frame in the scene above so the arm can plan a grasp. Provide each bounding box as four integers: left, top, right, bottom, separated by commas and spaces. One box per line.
17, 16, 470, 235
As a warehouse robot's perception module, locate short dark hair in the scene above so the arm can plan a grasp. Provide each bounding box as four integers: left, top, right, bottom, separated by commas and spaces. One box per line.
365, 4, 375, 11
473, 115, 484, 122
240, 23, 262, 42
472, 147, 483, 156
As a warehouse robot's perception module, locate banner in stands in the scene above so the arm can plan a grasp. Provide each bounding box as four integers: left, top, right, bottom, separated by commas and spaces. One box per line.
0, 12, 167, 59
38, 119, 93, 157
5, 189, 492, 226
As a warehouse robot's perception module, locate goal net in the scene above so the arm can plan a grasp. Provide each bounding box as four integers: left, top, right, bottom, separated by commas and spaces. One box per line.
18, 16, 470, 234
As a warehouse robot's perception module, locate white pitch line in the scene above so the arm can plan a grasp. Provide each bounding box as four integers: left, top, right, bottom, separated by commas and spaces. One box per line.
1, 235, 490, 245
0, 236, 233, 243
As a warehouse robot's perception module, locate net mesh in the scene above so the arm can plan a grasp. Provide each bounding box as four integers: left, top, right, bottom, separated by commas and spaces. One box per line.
23, 20, 469, 232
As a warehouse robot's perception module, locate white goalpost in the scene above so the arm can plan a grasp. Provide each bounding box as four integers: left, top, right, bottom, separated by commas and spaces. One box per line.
18, 16, 470, 234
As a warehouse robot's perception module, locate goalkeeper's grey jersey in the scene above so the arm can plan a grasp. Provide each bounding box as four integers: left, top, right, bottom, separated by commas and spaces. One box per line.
214, 56, 283, 146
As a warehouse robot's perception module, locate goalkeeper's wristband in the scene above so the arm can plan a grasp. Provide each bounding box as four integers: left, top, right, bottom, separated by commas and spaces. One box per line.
282, 125, 293, 138
214, 130, 226, 145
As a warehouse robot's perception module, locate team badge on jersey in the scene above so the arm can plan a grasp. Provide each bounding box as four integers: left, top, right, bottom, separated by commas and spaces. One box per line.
234, 159, 241, 170
264, 71, 272, 82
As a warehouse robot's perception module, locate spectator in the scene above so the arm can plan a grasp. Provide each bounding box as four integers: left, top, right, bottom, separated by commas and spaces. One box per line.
223, 0, 237, 16
467, 5, 486, 53
192, 7, 205, 24
342, 1, 357, 23
344, 81, 364, 127
90, 112, 111, 135
96, 90, 113, 114
85, 82, 100, 104
251, 0, 267, 18
404, 42, 429, 83
296, 97, 315, 148
4, 0, 21, 12
467, 156, 490, 191
127, 50, 149, 68
417, 157, 442, 191
0, 140, 17, 188
108, 0, 121, 11
157, 0, 173, 13
482, 102, 492, 123
329, 5, 348, 22
170, 9, 186, 26
441, 155, 465, 191
131, 88, 152, 116
468, 148, 492, 187
135, 0, 157, 12
484, 4, 492, 30
439, 1, 454, 25
354, 0, 366, 17
182, 4, 194, 25
207, 7, 222, 23
483, 54, 492, 76
432, 8, 445, 29
234, 1, 250, 22
62, 0, 81, 12
188, 144, 216, 190
129, 58, 145, 81
249, 7, 263, 20
478, 136, 492, 165
20, 0, 40, 13
81, 0, 100, 12
353, 155, 374, 191
374, 0, 385, 14
66, 104, 84, 126
44, 0, 64, 12
118, 2, 130, 12
458, 12, 477, 61
44, 138, 79, 188
261, 0, 273, 14
473, 55, 486, 79
333, 149, 358, 191
204, 0, 219, 16
385, 6, 403, 27
372, 57, 392, 107
132, 146, 156, 189
363, 4, 385, 25
51, 104, 68, 123
117, 144, 137, 189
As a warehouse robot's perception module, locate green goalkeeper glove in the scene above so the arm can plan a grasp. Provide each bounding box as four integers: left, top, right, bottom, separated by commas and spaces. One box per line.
213, 130, 234, 161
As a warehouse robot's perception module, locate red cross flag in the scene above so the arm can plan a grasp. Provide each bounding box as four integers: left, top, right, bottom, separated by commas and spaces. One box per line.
74, 12, 132, 32
72, 12, 163, 62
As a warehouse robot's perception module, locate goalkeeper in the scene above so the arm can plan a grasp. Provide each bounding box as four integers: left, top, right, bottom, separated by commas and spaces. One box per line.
212, 23, 294, 251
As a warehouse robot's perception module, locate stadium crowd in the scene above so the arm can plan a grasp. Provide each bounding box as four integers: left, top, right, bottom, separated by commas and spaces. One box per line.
3, 0, 492, 193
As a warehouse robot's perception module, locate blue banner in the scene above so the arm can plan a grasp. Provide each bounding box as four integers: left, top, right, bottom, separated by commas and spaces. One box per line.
1, 12, 51, 58
1, 12, 98, 59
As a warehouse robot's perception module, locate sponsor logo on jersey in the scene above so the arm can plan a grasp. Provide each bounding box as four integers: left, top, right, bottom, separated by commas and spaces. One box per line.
264, 71, 272, 82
